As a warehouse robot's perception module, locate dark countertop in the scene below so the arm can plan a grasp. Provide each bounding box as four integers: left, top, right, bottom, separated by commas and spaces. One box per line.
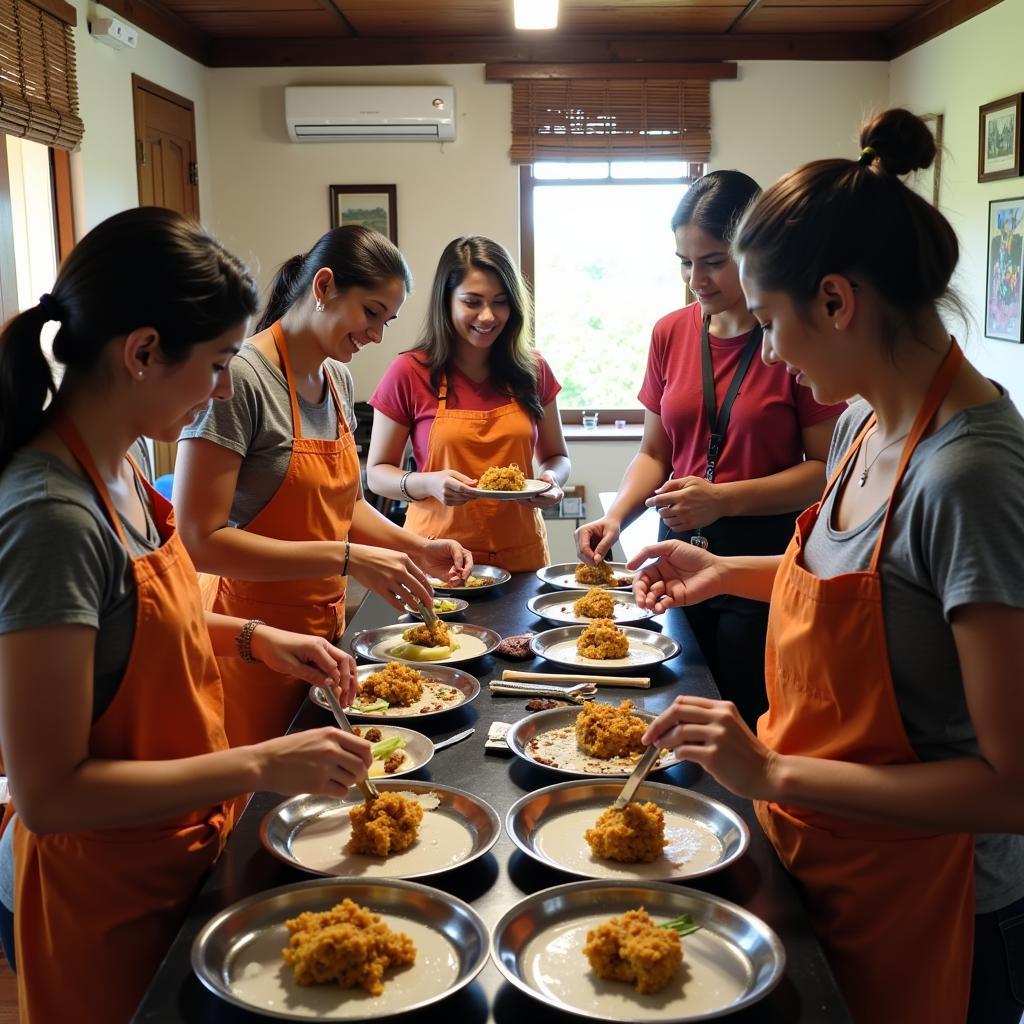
133, 573, 851, 1023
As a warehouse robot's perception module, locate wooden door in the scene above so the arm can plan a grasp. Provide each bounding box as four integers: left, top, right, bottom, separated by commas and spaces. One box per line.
132, 74, 200, 475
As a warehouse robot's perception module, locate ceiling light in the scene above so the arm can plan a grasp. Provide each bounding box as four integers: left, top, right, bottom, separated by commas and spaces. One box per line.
514, 0, 558, 30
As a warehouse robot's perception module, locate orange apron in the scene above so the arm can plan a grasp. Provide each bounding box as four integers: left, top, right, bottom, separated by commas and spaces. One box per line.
210, 321, 359, 746
403, 374, 549, 571
755, 341, 974, 1024
13, 414, 234, 1024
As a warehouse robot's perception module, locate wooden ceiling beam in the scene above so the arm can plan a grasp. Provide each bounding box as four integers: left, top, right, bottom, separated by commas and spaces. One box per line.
886, 0, 1004, 57
485, 62, 738, 81
207, 32, 889, 67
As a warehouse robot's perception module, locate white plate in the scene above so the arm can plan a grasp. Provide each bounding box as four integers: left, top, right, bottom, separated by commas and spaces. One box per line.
259, 781, 501, 880
192, 877, 488, 1020
505, 779, 749, 881
531, 624, 680, 673
463, 478, 553, 500
491, 880, 785, 1022
351, 622, 501, 666
537, 562, 636, 591
527, 588, 655, 626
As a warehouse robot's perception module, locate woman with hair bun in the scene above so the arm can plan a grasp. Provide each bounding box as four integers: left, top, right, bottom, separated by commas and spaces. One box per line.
636, 110, 1024, 1023
366, 236, 569, 572
0, 207, 372, 1023
174, 225, 472, 747
576, 170, 844, 728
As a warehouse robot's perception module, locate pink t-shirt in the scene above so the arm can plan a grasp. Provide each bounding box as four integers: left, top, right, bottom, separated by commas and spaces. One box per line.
370, 350, 561, 469
637, 303, 845, 484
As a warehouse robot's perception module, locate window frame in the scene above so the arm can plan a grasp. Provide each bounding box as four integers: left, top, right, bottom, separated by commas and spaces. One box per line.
519, 161, 703, 422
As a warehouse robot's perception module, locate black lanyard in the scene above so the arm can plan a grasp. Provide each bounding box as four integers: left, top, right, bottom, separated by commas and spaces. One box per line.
689, 317, 762, 548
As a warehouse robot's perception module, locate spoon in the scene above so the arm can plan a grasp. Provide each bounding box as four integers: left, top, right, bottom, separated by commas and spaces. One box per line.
312, 685, 379, 802
612, 743, 661, 811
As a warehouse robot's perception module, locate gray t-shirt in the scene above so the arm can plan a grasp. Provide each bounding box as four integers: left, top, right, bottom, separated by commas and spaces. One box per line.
0, 450, 159, 721
802, 392, 1024, 914
178, 344, 357, 528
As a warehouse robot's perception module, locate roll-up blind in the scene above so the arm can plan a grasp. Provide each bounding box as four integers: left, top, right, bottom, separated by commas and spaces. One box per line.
510, 79, 709, 164
0, 0, 84, 150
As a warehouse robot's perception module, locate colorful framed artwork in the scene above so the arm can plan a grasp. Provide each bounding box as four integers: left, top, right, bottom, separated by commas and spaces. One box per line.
985, 196, 1024, 343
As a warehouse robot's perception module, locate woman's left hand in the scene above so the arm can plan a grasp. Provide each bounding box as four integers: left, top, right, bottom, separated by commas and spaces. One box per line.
526, 471, 563, 509
418, 539, 474, 585
642, 695, 777, 800
249, 626, 358, 706
645, 476, 723, 533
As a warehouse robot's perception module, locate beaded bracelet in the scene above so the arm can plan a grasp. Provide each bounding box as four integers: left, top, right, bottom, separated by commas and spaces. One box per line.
235, 618, 265, 664
399, 470, 420, 502
342, 537, 351, 576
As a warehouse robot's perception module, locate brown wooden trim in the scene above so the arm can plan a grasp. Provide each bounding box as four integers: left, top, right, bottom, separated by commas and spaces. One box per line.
208, 32, 889, 68
486, 62, 737, 82
0, 140, 18, 326
131, 73, 195, 112
315, 0, 357, 33
50, 148, 75, 263
100, 0, 210, 64
519, 165, 534, 291
727, 0, 767, 34
886, 0, 1004, 58
29, 0, 76, 26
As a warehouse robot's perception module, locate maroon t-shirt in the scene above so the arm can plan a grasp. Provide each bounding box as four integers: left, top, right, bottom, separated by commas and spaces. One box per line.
370, 350, 561, 469
637, 303, 845, 484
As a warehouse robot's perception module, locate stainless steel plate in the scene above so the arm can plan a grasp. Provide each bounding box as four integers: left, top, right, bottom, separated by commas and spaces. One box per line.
531, 624, 680, 673
358, 724, 434, 779
260, 781, 501, 880
405, 596, 470, 619
430, 563, 512, 592
536, 562, 635, 591
506, 704, 682, 778
490, 880, 785, 1022
528, 589, 655, 627
350, 622, 500, 667
309, 663, 480, 720
192, 876, 488, 1021
464, 478, 553, 499
505, 779, 749, 881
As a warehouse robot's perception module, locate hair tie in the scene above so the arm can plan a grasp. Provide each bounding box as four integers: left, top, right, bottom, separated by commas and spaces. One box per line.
38, 293, 64, 322
859, 146, 877, 166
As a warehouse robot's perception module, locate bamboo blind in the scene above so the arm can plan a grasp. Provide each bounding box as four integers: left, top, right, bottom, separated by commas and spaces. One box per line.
510, 79, 710, 164
0, 0, 83, 150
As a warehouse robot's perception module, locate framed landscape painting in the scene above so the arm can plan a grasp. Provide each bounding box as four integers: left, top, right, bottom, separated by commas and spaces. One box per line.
329, 185, 397, 242
986, 196, 1024, 343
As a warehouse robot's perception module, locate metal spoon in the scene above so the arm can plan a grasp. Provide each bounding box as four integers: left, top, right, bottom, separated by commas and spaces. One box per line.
612, 744, 661, 810
488, 680, 597, 704
312, 685, 379, 801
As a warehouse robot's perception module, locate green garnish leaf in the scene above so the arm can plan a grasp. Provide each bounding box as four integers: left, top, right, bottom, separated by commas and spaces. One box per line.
371, 736, 407, 760
352, 698, 389, 713
661, 913, 701, 937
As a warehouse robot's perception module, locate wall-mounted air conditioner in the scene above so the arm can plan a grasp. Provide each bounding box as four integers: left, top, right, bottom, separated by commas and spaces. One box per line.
285, 86, 456, 143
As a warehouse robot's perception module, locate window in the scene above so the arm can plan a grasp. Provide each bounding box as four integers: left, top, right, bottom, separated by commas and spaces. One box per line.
522, 160, 702, 414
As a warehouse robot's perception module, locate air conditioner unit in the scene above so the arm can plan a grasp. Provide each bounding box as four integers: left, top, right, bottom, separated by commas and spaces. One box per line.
285, 86, 456, 143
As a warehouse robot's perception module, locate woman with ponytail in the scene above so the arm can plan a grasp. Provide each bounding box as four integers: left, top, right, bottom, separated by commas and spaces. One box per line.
0, 207, 372, 1024
366, 236, 569, 572
174, 225, 471, 747
635, 110, 1024, 1023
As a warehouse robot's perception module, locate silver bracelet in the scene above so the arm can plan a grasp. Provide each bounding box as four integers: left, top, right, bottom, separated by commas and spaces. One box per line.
400, 470, 420, 502
235, 618, 265, 663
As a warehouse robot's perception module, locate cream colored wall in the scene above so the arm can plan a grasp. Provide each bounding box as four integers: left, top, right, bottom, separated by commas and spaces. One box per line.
69, 0, 211, 234
889, 0, 1024, 401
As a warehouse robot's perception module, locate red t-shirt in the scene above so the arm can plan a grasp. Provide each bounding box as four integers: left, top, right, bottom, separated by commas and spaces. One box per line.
637, 303, 845, 484
370, 350, 561, 469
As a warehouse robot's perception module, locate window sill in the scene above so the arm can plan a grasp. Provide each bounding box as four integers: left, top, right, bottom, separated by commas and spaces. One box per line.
564, 424, 643, 442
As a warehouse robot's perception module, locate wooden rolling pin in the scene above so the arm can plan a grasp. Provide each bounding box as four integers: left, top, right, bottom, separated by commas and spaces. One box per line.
501, 669, 650, 689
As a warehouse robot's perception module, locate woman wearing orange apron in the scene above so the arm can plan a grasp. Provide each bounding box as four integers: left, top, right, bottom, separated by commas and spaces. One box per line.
367, 236, 569, 572
634, 109, 1024, 1024
0, 209, 371, 1023
174, 226, 472, 746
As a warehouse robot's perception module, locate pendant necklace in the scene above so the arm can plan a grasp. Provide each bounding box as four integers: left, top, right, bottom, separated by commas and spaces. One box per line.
858, 428, 909, 487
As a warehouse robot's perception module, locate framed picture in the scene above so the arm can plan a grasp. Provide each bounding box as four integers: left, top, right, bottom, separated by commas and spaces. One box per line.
979, 95, 1023, 183
909, 112, 943, 207
985, 197, 1024, 343
329, 184, 398, 243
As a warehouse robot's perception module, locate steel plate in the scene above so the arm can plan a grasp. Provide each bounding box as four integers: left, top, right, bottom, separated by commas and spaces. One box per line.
527, 588, 655, 626
310, 663, 479, 720
259, 781, 501, 880
192, 877, 488, 1021
429, 563, 511, 593
506, 704, 682, 778
505, 779, 749, 881
536, 562, 635, 591
530, 624, 680, 673
350, 622, 500, 667
404, 596, 470, 619
490, 880, 785, 1022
